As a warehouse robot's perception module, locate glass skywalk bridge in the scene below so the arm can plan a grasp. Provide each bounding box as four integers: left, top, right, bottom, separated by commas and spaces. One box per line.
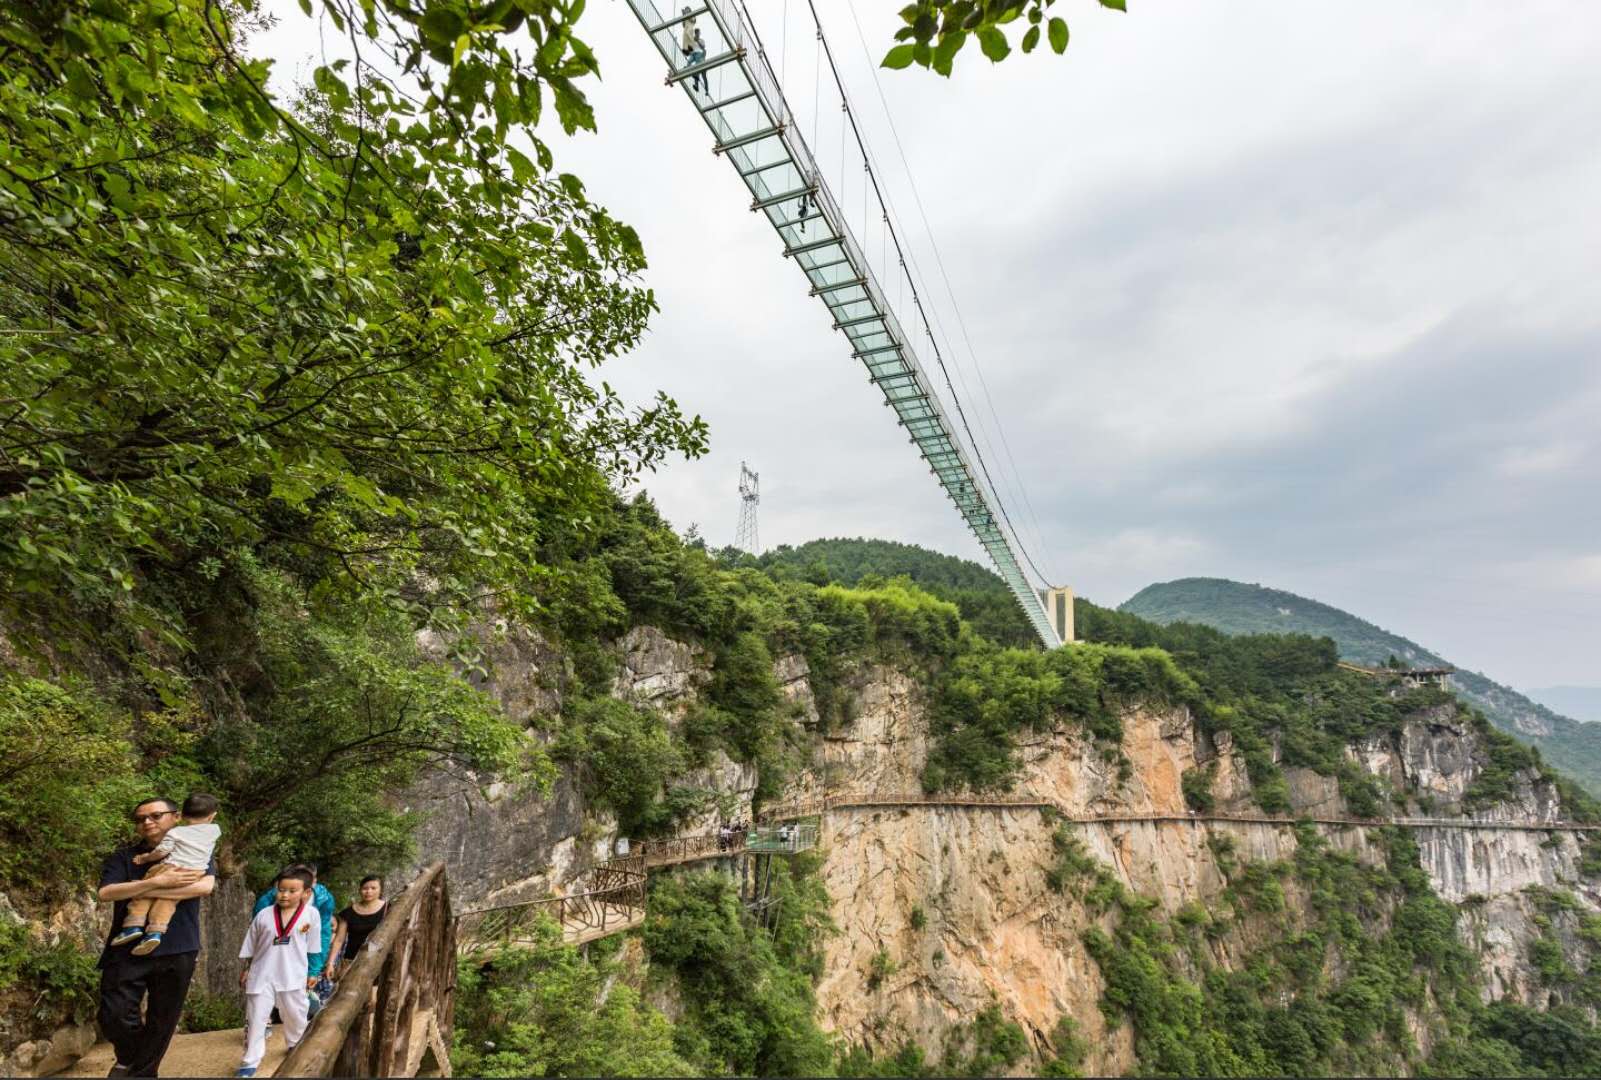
624, 0, 1063, 648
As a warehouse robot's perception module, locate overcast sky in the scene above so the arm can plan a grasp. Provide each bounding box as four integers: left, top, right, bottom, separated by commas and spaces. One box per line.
258, 2, 1600, 691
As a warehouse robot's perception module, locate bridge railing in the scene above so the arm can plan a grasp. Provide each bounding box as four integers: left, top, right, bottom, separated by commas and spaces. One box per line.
746, 821, 819, 853
455, 857, 648, 954
635, 831, 743, 865
277, 861, 455, 1078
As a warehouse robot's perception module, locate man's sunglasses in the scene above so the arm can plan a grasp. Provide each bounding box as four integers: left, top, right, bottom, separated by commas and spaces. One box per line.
130, 810, 176, 824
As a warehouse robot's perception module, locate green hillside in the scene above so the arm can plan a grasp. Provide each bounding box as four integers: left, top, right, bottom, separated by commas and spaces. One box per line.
756, 538, 1036, 647
1122, 578, 1601, 796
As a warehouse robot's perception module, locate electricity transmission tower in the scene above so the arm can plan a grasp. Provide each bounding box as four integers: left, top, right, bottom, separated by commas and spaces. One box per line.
735, 462, 760, 554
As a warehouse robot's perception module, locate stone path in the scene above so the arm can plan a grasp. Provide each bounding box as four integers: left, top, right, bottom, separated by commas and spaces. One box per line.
58, 1027, 285, 1078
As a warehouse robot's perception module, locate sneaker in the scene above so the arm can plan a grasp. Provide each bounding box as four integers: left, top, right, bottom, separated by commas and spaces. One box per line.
235, 1069, 257, 1077
107, 1065, 131, 1077
109, 928, 144, 947
129, 930, 164, 956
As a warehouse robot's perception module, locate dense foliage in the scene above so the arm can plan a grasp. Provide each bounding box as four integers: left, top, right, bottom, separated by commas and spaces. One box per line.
642, 861, 836, 1076
1078, 600, 1601, 823
1, 0, 703, 662
1123, 578, 1601, 796
922, 638, 1193, 792
453, 921, 693, 1078
757, 537, 1037, 647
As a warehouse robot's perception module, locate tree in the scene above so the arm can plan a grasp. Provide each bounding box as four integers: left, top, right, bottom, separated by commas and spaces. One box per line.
1, 0, 706, 665
453, 921, 695, 1077
881, 0, 1129, 77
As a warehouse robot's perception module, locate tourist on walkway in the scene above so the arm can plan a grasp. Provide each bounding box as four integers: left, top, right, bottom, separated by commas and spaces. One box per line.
96, 796, 217, 1077
678, 7, 701, 77
328, 876, 387, 979
237, 867, 322, 1077
680, 12, 708, 95
253, 862, 336, 981
109, 793, 221, 957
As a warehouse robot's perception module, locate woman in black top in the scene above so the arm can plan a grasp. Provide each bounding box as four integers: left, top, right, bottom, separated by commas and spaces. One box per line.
328, 876, 386, 978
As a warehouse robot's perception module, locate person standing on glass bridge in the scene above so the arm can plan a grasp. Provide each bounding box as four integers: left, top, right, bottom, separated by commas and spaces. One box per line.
679, 9, 708, 94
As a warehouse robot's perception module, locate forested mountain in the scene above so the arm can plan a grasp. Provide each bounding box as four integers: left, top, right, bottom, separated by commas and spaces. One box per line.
756, 538, 1037, 647
1531, 687, 1601, 725
1123, 578, 1601, 795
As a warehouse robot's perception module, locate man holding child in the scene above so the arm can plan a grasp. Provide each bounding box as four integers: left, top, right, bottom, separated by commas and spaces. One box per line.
95, 795, 218, 1077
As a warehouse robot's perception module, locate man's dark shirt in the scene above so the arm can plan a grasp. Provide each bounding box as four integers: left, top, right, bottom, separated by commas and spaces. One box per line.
97, 842, 215, 968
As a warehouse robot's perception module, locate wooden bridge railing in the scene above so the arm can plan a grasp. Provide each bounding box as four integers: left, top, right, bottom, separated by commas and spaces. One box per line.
278, 861, 455, 1078
455, 856, 648, 954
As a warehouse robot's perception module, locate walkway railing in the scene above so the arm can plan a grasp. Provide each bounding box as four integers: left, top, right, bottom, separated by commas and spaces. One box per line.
278, 861, 455, 1078
455, 856, 648, 954
761, 794, 1601, 833
746, 821, 819, 853
456, 823, 824, 954
636, 832, 744, 866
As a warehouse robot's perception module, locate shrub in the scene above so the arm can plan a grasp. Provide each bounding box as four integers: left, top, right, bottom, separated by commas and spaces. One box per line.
1039, 1016, 1088, 1077
0, 921, 99, 1039
867, 948, 897, 990
0, 677, 193, 898
643, 871, 834, 1076
452, 918, 693, 1077
181, 985, 246, 1033
1182, 764, 1217, 812
558, 697, 682, 835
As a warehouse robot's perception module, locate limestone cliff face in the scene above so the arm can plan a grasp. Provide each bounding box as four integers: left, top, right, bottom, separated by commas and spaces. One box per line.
793, 677, 1601, 1074
403, 630, 1599, 1073
405, 625, 759, 910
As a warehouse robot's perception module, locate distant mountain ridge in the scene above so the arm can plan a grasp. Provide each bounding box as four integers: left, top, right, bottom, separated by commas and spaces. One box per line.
1528, 686, 1601, 725
1121, 577, 1601, 795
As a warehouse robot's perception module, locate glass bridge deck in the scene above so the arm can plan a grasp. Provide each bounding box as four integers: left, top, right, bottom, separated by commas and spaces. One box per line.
624, 0, 1061, 648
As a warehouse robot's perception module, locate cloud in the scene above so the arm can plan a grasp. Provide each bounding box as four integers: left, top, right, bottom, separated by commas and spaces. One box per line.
252, 0, 1601, 687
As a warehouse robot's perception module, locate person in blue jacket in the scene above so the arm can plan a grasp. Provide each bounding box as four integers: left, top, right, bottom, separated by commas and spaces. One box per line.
253, 862, 335, 980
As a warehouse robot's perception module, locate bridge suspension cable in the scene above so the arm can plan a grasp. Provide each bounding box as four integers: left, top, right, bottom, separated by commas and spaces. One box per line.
795, 0, 1059, 592
623, 0, 1068, 646
835, 1, 1061, 586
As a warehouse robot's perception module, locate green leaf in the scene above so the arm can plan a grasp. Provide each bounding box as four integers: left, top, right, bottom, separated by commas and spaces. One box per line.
1022, 26, 1040, 53
418, 8, 467, 45
932, 31, 967, 77
882, 43, 917, 70
977, 27, 1010, 63
1049, 17, 1069, 53
1100, 0, 1128, 10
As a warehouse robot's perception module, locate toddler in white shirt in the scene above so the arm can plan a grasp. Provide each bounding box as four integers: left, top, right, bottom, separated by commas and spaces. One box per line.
110, 792, 222, 956
236, 867, 322, 1077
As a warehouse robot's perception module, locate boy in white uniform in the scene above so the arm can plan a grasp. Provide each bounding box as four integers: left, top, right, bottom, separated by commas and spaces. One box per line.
109, 792, 223, 956
236, 867, 322, 1077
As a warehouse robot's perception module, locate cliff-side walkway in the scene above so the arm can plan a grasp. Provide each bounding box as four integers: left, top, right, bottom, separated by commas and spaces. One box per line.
455, 822, 820, 954
760, 793, 1601, 833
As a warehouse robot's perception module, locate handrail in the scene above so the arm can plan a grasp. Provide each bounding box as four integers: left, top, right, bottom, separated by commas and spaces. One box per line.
277, 861, 455, 1078
455, 858, 648, 954
760, 795, 1601, 832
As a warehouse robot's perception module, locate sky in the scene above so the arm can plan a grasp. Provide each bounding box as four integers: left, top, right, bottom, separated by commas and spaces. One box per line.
256, 2, 1601, 691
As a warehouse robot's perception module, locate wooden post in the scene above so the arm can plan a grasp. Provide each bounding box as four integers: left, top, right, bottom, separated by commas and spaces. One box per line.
276, 861, 451, 1079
